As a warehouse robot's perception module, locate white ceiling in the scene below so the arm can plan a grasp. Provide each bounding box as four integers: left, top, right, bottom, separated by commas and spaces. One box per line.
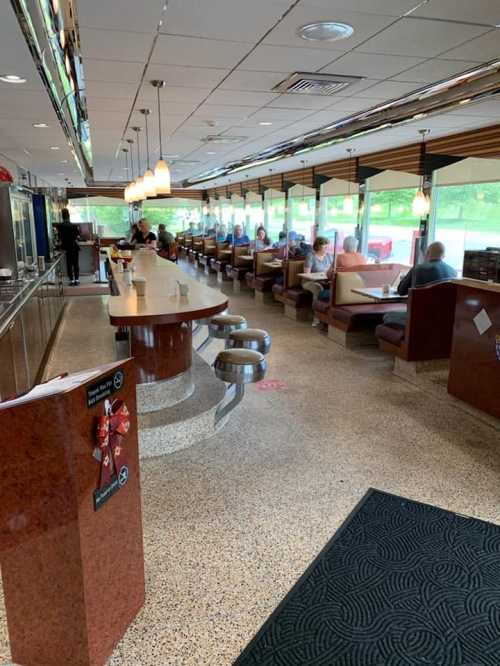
0, 0, 499, 189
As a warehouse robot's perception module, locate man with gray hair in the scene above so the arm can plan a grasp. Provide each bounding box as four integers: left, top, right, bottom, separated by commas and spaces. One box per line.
383, 242, 457, 327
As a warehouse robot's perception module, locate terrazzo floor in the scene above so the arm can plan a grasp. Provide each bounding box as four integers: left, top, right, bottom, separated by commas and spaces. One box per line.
1, 260, 499, 665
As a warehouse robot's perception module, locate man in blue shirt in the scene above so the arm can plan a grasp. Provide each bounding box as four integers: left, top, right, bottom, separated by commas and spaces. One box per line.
383, 242, 457, 327
225, 224, 250, 246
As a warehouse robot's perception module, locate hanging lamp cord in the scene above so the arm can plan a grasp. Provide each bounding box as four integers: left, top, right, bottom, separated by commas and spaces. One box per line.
157, 85, 163, 160
136, 131, 141, 175
145, 114, 151, 170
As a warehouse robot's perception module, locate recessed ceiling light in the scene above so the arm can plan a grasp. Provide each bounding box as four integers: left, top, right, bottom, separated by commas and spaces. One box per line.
60, 159, 68, 163
259, 121, 273, 126
298, 22, 354, 42
206, 151, 217, 155
57, 172, 65, 176
50, 146, 60, 150
165, 154, 179, 158
33, 122, 49, 128
0, 74, 26, 84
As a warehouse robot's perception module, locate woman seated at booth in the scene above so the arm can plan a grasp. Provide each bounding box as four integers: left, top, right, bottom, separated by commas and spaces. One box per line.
336, 236, 367, 269
303, 237, 335, 326
255, 226, 271, 251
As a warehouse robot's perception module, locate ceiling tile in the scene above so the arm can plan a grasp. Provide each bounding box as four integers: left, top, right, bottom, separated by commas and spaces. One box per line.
250, 107, 315, 122
411, 0, 500, 25
354, 79, 425, 99
84, 59, 145, 84
219, 70, 290, 92
320, 51, 424, 79
80, 28, 152, 62
266, 93, 340, 110
193, 103, 259, 120
439, 29, 500, 62
78, 0, 164, 33
241, 44, 341, 72
263, 6, 396, 51
392, 58, 482, 83
145, 64, 230, 88
360, 18, 490, 57
205, 89, 281, 107
328, 97, 381, 112
298, 0, 421, 14
153, 35, 251, 69
160, 0, 290, 43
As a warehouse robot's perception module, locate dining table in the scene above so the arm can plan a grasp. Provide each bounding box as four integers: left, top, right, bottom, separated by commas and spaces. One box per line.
350, 287, 407, 302
297, 272, 328, 281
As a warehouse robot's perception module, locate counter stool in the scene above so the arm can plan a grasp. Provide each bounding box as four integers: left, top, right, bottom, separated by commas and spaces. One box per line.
227, 328, 271, 355
196, 314, 247, 352
214, 349, 267, 425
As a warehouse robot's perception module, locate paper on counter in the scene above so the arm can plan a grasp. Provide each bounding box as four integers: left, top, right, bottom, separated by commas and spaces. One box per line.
473, 308, 492, 336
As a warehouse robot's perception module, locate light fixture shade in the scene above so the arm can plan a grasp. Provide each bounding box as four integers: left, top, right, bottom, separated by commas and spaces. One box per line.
214, 206, 220, 216
143, 169, 157, 198
343, 195, 354, 216
202, 205, 208, 216
154, 159, 171, 194
127, 182, 134, 202
412, 190, 430, 217
299, 201, 309, 216
135, 177, 145, 201
124, 184, 130, 203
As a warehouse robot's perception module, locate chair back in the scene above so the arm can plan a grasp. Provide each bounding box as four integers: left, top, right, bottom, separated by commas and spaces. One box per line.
185, 235, 193, 249
216, 242, 230, 258
193, 238, 203, 252
405, 281, 457, 361
203, 237, 216, 256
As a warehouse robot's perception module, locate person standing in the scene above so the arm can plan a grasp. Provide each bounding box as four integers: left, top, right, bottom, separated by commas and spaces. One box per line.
157, 224, 174, 252
58, 208, 80, 286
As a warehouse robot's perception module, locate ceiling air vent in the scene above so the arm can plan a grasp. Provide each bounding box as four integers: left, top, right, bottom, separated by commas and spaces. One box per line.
273, 72, 362, 96
201, 135, 247, 144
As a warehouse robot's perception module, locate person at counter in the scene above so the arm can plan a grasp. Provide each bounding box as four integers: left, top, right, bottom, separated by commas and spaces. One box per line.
225, 224, 250, 247
383, 241, 457, 328
336, 236, 367, 269
139, 220, 157, 248
129, 223, 144, 244
58, 208, 80, 286
158, 224, 174, 252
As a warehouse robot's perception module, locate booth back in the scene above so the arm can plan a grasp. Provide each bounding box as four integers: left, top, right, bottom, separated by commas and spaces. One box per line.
333, 264, 409, 305
256, 251, 275, 276
405, 281, 457, 361
216, 242, 229, 257
234, 245, 250, 266
287, 259, 306, 288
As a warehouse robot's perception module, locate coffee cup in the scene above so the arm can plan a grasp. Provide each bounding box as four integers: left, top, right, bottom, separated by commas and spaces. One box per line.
133, 276, 147, 297
178, 282, 189, 297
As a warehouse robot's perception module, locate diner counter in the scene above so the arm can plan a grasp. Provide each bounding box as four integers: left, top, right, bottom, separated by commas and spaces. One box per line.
108, 250, 228, 386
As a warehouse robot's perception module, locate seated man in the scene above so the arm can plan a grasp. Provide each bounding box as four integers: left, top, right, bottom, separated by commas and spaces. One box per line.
336, 236, 367, 269
383, 241, 457, 328
157, 224, 174, 252
225, 224, 250, 247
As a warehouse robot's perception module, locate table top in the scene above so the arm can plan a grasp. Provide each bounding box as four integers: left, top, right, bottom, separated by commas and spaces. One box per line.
108, 249, 228, 326
219, 250, 232, 256
351, 287, 407, 302
239, 254, 254, 261
297, 272, 328, 281
263, 260, 283, 269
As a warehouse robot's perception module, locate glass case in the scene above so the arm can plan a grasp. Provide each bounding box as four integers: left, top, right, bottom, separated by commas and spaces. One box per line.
11, 190, 37, 267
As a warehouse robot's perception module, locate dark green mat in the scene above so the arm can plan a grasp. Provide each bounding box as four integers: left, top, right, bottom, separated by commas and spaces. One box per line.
234, 489, 500, 665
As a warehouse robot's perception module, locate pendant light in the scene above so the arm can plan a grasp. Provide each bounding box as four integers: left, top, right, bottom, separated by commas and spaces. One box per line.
139, 108, 157, 198
131, 126, 145, 201
412, 129, 431, 217
151, 80, 171, 194
126, 138, 136, 202
343, 148, 355, 216
122, 148, 130, 203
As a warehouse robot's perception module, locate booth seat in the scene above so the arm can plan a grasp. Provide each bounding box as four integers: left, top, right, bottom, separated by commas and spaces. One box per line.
375, 281, 457, 373
226, 246, 252, 290
198, 238, 216, 271
245, 250, 281, 301
319, 264, 410, 347
273, 259, 312, 320
210, 242, 231, 281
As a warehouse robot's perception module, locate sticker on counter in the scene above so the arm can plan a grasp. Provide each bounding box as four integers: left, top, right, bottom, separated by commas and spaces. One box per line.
473, 308, 492, 336
255, 379, 287, 392
87, 369, 125, 408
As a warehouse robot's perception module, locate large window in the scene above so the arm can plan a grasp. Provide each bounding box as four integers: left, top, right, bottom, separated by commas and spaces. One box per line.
433, 182, 500, 272
246, 201, 264, 238
68, 197, 130, 237
289, 196, 315, 243
320, 194, 359, 254
264, 191, 285, 243
142, 199, 202, 235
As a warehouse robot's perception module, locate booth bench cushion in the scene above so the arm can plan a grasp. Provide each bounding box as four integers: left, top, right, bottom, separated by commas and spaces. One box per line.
254, 275, 277, 292
331, 303, 406, 331
375, 323, 405, 346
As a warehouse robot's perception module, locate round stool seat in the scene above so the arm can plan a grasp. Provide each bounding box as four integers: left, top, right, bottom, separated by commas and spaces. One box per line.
214, 349, 266, 384
228, 328, 271, 355
209, 314, 247, 339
